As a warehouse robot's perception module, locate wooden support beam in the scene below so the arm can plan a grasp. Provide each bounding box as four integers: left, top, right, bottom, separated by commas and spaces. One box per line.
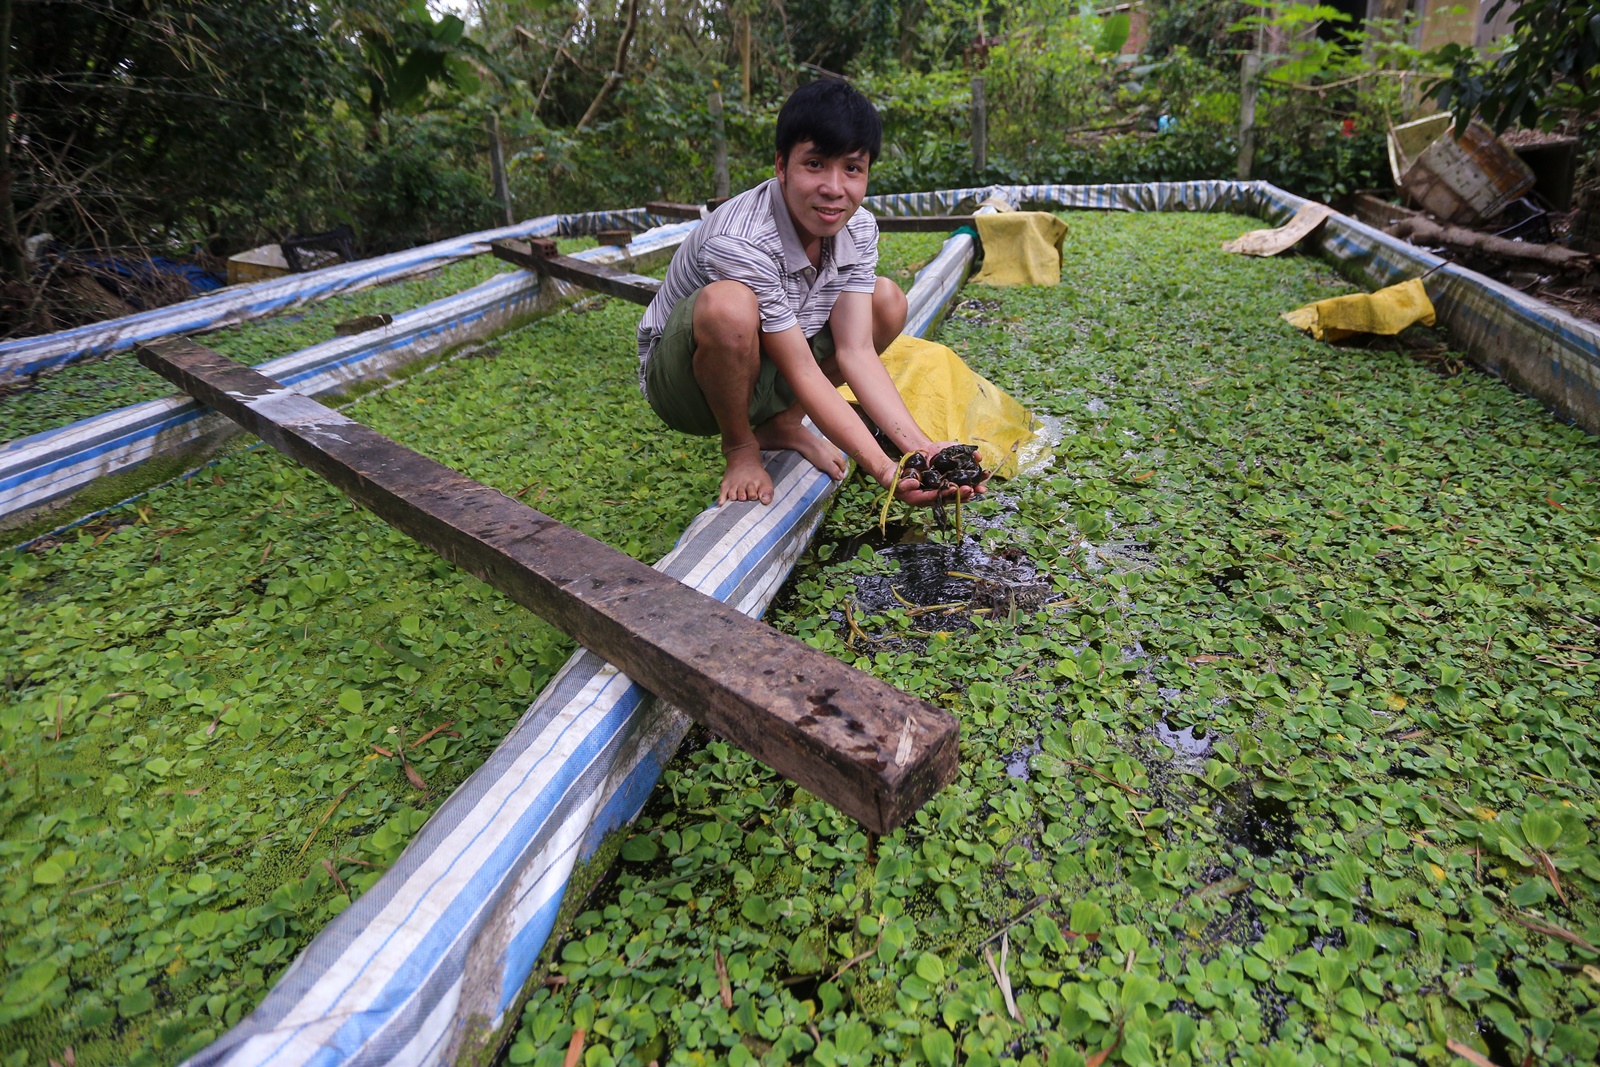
595, 229, 634, 247
490, 239, 662, 306
645, 201, 704, 219
874, 215, 977, 233
134, 338, 959, 833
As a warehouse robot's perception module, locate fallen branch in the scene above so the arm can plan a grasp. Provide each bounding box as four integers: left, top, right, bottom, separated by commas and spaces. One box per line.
1389, 216, 1592, 272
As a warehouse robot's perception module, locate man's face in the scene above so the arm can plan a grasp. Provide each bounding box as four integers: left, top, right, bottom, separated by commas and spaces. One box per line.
775, 141, 871, 242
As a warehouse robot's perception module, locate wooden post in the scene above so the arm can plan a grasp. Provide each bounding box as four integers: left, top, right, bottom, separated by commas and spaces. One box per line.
135, 338, 959, 834
740, 12, 752, 103
1237, 53, 1261, 181
487, 112, 514, 226
970, 76, 987, 178
709, 88, 730, 199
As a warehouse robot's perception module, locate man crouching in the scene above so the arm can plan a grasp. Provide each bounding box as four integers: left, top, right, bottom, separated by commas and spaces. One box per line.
636, 78, 984, 508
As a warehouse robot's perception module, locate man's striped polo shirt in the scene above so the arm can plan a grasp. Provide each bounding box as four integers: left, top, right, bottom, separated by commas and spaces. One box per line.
636, 176, 880, 391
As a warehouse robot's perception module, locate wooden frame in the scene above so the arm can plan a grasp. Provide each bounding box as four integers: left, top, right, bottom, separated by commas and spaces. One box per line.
135, 338, 960, 832
491, 238, 662, 306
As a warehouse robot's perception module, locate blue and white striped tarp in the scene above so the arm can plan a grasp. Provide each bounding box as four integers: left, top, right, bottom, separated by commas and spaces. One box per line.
178, 227, 983, 1067
0, 217, 570, 384
0, 223, 698, 529
878, 180, 1600, 437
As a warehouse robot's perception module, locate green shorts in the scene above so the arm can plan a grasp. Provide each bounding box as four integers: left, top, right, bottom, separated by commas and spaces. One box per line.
644, 287, 835, 436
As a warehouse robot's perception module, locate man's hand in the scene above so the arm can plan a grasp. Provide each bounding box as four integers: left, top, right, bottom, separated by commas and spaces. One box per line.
890, 442, 990, 507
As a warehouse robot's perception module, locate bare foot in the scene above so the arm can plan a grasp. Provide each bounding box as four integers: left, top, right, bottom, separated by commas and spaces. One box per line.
754, 406, 848, 482
719, 444, 773, 505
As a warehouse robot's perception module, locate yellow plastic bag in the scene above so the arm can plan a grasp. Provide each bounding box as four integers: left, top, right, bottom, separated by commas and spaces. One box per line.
1282, 277, 1436, 342
839, 335, 1034, 479
971, 212, 1069, 287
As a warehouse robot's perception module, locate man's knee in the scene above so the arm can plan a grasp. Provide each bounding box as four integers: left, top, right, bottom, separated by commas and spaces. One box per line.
872, 277, 907, 351
693, 281, 761, 354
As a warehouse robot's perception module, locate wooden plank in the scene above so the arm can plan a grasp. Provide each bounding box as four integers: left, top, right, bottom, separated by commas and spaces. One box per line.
1349, 192, 1421, 232
595, 229, 634, 247
491, 239, 662, 306
134, 338, 959, 833
645, 201, 704, 219
874, 215, 977, 233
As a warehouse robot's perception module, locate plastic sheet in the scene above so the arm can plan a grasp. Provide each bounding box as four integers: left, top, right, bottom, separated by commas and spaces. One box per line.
1283, 277, 1437, 342
0, 217, 574, 383
841, 334, 1035, 479
970, 212, 1069, 286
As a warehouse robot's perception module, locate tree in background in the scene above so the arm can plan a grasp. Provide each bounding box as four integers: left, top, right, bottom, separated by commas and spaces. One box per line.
1, 0, 1496, 326
1431, 0, 1600, 133
0, 0, 340, 280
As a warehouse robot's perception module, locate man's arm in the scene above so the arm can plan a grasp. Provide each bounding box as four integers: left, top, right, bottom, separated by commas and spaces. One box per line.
767, 293, 984, 505
761, 323, 901, 489
828, 290, 933, 457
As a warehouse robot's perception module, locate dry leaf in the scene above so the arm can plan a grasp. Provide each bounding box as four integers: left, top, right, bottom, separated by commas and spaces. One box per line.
1537, 849, 1568, 904
894, 717, 914, 766
715, 950, 733, 1010
562, 1027, 586, 1067
1445, 1038, 1499, 1067
1085, 1027, 1123, 1067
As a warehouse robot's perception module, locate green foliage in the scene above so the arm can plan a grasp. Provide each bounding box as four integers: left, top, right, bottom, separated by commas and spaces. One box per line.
1229, 5, 1446, 202
1146, 0, 1253, 62
352, 0, 483, 122
1429, 0, 1600, 132
512, 211, 1600, 1067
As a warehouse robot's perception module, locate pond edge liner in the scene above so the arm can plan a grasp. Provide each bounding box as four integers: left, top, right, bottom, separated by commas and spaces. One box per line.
0, 222, 700, 537
884, 179, 1600, 437
0, 205, 693, 384
174, 203, 1004, 1067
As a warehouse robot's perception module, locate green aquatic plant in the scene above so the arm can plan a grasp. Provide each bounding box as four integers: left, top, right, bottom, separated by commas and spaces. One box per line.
0, 231, 946, 1067
508, 212, 1600, 1067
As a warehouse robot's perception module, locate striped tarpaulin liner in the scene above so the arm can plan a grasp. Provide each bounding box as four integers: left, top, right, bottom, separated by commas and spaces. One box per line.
862, 186, 998, 218
889, 181, 1600, 435
0, 216, 570, 384
0, 222, 700, 529
901, 193, 1016, 338
179, 228, 982, 1067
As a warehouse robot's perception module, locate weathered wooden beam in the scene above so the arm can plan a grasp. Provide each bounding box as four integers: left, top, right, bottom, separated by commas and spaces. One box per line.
595, 229, 635, 247
645, 201, 705, 219
134, 338, 959, 833
491, 239, 662, 306
874, 215, 977, 233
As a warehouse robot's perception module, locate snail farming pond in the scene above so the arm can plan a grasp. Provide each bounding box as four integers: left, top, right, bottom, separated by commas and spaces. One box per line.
4, 214, 1600, 1067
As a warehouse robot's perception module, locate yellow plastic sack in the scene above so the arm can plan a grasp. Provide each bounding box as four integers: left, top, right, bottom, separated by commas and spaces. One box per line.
1282, 277, 1436, 342
839, 334, 1034, 479
971, 212, 1069, 287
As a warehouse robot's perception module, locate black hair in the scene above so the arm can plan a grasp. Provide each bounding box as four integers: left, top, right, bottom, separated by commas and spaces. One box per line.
775, 79, 882, 164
